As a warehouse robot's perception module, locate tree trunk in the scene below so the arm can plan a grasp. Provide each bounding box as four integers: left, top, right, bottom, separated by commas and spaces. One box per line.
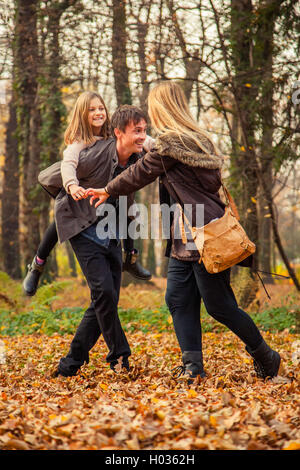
166, 0, 201, 103
14, 0, 41, 267
255, 0, 279, 279
1, 94, 22, 279
112, 0, 132, 105
230, 0, 259, 269
137, 20, 150, 114
258, 166, 274, 282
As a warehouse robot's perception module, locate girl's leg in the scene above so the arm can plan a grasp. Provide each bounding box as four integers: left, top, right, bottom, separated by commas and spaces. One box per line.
36, 220, 58, 261
23, 220, 58, 296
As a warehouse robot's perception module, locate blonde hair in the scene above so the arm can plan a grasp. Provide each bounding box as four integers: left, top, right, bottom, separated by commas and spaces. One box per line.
148, 81, 220, 155
64, 91, 110, 145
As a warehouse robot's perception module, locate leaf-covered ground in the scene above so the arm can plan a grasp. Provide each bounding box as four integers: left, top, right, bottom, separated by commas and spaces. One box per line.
0, 329, 299, 451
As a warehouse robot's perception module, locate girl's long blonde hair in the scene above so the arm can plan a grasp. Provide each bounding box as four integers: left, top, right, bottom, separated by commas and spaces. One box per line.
64, 91, 110, 145
148, 81, 220, 155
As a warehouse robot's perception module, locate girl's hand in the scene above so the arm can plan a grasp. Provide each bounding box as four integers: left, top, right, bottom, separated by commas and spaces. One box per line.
69, 184, 87, 201
85, 188, 109, 208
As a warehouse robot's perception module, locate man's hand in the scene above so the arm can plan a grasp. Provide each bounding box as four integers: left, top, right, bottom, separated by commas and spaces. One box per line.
68, 184, 87, 201
85, 188, 109, 208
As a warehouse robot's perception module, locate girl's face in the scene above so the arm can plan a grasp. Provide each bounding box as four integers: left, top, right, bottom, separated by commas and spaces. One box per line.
88, 97, 107, 134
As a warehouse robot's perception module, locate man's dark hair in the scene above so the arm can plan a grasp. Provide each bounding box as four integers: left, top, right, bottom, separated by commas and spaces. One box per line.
111, 105, 147, 133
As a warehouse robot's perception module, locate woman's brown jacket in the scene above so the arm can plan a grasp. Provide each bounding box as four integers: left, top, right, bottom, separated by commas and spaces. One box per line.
106, 133, 226, 261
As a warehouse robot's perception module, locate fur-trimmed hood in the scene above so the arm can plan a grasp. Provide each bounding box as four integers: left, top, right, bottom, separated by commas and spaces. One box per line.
155, 132, 223, 170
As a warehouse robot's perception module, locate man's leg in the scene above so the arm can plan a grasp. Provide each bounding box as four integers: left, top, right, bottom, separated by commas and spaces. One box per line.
58, 302, 101, 376
69, 235, 130, 366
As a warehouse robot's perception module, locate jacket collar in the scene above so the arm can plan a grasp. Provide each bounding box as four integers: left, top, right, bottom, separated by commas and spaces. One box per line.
155, 132, 223, 170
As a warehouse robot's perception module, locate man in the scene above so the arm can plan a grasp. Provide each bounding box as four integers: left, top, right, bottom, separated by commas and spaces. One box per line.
39, 105, 152, 377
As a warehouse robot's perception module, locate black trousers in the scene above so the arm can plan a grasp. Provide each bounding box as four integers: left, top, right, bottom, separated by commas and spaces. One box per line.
58, 234, 131, 376
165, 258, 263, 355
36, 220, 134, 260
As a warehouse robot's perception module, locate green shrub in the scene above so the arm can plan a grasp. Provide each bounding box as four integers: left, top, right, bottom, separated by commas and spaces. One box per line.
0, 306, 85, 336
250, 306, 298, 333
2, 303, 297, 337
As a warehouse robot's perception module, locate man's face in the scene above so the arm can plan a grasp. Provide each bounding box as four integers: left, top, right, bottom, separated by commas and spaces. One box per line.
115, 119, 147, 154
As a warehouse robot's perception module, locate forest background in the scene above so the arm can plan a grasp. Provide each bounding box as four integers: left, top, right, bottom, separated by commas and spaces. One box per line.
0, 0, 299, 452
0, 0, 299, 328
0, 0, 300, 287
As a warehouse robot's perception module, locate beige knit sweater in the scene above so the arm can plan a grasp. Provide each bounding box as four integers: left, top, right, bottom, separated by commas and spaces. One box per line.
61, 137, 101, 192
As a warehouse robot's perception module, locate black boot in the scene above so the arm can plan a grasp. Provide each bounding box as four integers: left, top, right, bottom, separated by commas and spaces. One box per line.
110, 356, 130, 373
22, 256, 45, 296
246, 339, 281, 379
122, 250, 152, 281
172, 351, 206, 384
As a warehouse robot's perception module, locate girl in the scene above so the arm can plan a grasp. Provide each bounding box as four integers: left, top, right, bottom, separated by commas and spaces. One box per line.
23, 91, 151, 296
86, 81, 281, 382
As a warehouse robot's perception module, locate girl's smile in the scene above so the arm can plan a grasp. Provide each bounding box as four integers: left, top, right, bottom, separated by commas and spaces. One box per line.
88, 97, 107, 133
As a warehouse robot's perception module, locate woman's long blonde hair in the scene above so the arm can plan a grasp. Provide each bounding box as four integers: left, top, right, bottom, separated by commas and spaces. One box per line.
148, 81, 220, 155
64, 91, 110, 145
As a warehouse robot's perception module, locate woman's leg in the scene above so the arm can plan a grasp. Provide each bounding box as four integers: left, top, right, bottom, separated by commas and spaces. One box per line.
165, 258, 202, 353
165, 257, 206, 379
192, 262, 281, 378
193, 262, 263, 350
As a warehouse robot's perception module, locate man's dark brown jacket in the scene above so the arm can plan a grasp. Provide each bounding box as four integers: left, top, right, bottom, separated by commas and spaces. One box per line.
38, 138, 138, 244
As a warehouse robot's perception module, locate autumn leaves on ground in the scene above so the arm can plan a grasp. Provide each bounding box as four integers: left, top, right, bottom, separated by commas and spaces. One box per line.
0, 277, 299, 451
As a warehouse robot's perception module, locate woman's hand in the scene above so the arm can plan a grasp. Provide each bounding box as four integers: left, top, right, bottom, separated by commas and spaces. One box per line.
68, 184, 87, 201
85, 188, 109, 208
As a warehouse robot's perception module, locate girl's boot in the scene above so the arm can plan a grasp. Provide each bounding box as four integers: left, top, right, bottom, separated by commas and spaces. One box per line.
22, 256, 45, 296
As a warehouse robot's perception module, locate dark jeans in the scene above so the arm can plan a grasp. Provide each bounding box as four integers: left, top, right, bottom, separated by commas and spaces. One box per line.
36, 220, 134, 261
58, 234, 131, 376
165, 258, 263, 355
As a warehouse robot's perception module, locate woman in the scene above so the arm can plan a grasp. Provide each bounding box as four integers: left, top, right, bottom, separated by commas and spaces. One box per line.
86, 81, 281, 382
